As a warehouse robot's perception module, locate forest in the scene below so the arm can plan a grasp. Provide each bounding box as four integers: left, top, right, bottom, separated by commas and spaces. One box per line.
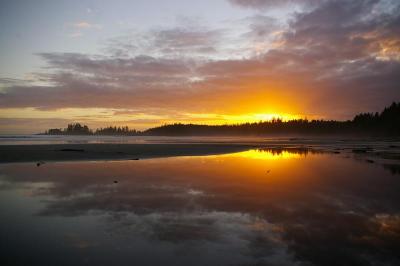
45, 102, 400, 136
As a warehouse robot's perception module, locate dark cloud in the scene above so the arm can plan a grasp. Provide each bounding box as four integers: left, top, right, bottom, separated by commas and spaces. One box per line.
200, 0, 400, 114
240, 15, 281, 42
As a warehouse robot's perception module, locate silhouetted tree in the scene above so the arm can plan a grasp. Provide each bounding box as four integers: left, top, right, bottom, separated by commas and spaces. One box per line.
45, 103, 400, 136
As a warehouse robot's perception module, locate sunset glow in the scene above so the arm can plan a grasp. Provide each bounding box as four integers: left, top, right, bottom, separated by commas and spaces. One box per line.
0, 0, 399, 133
0, 1, 400, 264
220, 149, 303, 160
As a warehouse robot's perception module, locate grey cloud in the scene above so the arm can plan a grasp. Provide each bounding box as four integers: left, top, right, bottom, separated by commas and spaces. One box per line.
153, 28, 220, 49
1, 0, 399, 119
228, 0, 325, 9
0, 78, 27, 86
240, 15, 282, 42
105, 27, 222, 58
204, 0, 400, 110
39, 53, 192, 77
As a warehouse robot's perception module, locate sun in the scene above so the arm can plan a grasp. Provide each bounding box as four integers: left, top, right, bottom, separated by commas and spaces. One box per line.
253, 113, 302, 122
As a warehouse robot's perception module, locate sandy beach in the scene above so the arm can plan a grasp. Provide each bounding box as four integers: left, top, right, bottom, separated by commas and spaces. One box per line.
1, 138, 399, 164
0, 143, 260, 163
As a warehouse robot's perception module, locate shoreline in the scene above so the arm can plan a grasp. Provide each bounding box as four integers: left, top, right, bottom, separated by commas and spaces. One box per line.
0, 143, 258, 163
1, 139, 399, 164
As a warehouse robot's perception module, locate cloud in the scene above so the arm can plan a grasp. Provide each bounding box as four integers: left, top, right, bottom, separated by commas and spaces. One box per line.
152, 27, 220, 54
105, 26, 223, 58
67, 21, 102, 38
228, 0, 324, 9
1, 0, 399, 124
71, 21, 102, 29
0, 78, 28, 87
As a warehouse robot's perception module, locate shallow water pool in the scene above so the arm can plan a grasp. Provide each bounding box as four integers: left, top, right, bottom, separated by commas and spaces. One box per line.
0, 149, 399, 266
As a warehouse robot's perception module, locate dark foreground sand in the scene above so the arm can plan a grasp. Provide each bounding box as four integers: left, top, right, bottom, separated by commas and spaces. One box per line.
1, 139, 399, 164
0, 143, 259, 163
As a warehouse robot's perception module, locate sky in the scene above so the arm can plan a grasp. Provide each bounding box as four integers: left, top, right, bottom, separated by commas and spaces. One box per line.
0, 0, 399, 133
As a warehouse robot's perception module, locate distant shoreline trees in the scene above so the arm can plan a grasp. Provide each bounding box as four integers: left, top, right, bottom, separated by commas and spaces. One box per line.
45, 124, 140, 136
46, 123, 92, 135
44, 102, 400, 136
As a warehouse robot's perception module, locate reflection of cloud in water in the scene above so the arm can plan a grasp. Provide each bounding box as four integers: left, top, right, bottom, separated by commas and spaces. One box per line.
1, 151, 400, 265
101, 211, 298, 265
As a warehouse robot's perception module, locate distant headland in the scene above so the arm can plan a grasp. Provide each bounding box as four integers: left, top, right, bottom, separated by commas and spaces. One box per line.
43, 102, 400, 136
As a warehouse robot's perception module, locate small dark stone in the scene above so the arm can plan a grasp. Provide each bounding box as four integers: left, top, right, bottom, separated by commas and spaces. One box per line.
352, 149, 367, 153
59, 148, 85, 152
130, 158, 140, 160
366, 159, 375, 163
113, 180, 118, 184
333, 151, 341, 154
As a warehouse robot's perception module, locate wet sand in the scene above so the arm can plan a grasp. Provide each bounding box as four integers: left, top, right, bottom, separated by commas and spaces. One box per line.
1, 145, 400, 265
0, 143, 258, 163
1, 139, 399, 163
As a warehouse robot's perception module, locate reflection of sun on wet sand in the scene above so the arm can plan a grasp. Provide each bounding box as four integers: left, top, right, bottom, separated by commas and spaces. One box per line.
0, 143, 256, 163
225, 149, 303, 160
1, 149, 400, 266
1, 139, 400, 164
211, 147, 328, 160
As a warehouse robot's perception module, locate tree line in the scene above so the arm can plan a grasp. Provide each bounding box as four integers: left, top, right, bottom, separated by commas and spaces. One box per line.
45, 102, 400, 136
45, 125, 140, 136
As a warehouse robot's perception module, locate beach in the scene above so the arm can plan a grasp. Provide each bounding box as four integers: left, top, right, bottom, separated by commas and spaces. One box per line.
1, 141, 400, 265
0, 143, 259, 163
1, 136, 400, 164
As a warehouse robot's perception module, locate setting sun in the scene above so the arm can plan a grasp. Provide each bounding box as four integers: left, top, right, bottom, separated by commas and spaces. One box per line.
0, 1, 399, 265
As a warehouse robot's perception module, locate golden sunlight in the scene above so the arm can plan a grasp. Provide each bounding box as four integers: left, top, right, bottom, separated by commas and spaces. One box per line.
219, 149, 304, 160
